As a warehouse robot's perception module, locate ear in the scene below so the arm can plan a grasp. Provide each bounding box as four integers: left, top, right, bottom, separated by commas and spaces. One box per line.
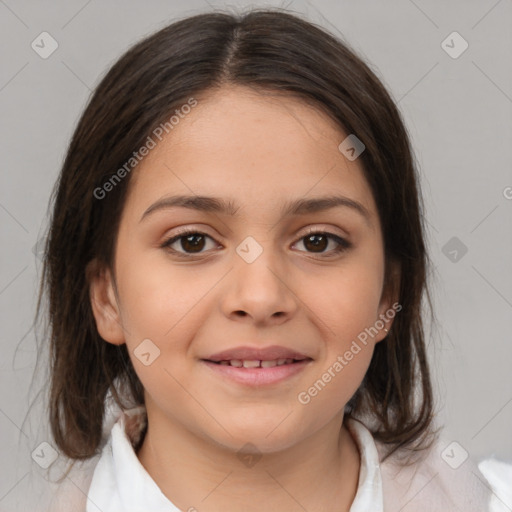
87, 259, 125, 345
374, 259, 401, 343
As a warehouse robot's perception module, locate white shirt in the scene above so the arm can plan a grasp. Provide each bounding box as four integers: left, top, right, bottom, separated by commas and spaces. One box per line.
85, 409, 383, 512
48, 407, 510, 511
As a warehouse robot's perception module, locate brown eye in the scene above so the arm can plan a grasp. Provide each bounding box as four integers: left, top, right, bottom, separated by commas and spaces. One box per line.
180, 234, 206, 253
161, 230, 351, 258
294, 231, 351, 256
303, 234, 328, 252
162, 231, 216, 256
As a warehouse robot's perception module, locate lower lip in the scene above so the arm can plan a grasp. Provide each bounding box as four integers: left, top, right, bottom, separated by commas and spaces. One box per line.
202, 360, 311, 386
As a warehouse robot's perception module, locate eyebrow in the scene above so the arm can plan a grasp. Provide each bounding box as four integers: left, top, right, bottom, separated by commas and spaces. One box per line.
140, 194, 372, 227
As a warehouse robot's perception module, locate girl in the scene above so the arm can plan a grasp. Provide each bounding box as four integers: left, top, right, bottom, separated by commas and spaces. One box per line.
40, 8, 505, 511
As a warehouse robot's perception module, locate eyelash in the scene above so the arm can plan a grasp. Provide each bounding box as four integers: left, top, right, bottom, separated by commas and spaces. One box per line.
160, 228, 352, 259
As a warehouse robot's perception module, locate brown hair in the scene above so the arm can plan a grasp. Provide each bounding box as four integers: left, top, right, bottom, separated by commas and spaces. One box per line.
39, 8, 437, 462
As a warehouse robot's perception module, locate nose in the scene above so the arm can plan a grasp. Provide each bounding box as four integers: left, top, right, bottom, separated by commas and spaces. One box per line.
220, 244, 298, 327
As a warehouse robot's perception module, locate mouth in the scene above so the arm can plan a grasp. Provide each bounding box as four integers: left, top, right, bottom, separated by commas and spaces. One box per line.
201, 356, 313, 386
205, 358, 309, 368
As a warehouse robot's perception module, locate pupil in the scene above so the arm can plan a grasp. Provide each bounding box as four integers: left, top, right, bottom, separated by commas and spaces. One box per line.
182, 234, 205, 252
179, 234, 328, 253
305, 234, 327, 252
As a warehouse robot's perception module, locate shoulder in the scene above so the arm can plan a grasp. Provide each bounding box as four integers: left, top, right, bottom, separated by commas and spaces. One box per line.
478, 458, 512, 512
375, 433, 510, 512
44, 457, 99, 512
47, 403, 140, 511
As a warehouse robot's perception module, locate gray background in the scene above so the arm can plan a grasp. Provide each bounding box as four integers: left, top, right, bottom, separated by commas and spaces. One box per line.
1, 0, 511, 508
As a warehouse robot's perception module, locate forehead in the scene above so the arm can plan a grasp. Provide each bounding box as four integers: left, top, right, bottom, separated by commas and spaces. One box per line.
125, 85, 379, 225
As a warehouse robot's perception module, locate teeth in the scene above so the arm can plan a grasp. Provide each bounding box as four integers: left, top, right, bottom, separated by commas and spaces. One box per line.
242, 360, 261, 368
220, 358, 297, 367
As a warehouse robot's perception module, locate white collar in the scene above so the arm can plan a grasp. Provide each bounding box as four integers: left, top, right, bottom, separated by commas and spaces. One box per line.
86, 408, 383, 511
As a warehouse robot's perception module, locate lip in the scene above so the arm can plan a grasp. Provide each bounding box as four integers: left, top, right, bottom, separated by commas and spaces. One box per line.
205, 345, 310, 362
202, 359, 312, 386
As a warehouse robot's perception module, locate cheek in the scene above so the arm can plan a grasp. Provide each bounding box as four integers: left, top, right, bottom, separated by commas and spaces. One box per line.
306, 256, 384, 342
292, 259, 382, 404
112, 254, 203, 411
115, 249, 208, 340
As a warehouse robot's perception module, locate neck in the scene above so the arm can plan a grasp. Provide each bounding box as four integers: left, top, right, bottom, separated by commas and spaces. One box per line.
137, 407, 361, 512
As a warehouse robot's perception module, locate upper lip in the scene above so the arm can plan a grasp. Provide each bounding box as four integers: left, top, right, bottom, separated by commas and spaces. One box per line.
204, 345, 311, 362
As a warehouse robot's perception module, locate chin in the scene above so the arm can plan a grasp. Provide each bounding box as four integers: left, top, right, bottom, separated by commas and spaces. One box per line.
210, 418, 306, 454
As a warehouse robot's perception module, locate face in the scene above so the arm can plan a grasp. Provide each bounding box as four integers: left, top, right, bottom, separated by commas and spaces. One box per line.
90, 85, 397, 453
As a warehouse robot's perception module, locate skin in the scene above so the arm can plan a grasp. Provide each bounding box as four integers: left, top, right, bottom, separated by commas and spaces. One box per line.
90, 85, 398, 512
